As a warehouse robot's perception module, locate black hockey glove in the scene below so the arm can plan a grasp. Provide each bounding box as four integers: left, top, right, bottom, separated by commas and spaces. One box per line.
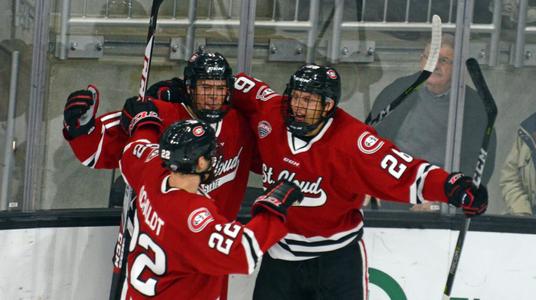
146, 77, 189, 103
63, 85, 99, 139
120, 97, 163, 136
252, 180, 304, 222
445, 173, 488, 217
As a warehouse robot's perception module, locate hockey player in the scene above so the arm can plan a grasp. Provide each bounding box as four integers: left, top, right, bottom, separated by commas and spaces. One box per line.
118, 109, 303, 299
231, 64, 488, 299
62, 51, 255, 299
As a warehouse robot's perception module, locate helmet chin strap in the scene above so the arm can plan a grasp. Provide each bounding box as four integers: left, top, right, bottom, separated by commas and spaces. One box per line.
286, 98, 335, 137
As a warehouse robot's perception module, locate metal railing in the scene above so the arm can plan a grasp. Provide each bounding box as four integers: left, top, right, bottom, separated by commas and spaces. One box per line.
0, 49, 20, 211
57, 0, 514, 66
55, 0, 536, 67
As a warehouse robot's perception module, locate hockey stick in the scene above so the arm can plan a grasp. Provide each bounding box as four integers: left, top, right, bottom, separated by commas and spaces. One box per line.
365, 15, 441, 209
442, 58, 497, 300
138, 0, 165, 102
108, 1, 165, 299
365, 14, 442, 127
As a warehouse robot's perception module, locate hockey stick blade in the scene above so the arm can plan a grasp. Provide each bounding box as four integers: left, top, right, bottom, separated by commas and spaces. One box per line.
365, 15, 442, 126
364, 15, 441, 210
465, 58, 498, 187
137, 0, 165, 102
442, 58, 498, 300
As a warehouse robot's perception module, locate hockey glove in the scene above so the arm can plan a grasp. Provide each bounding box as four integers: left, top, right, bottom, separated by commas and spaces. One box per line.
63, 85, 99, 139
120, 97, 163, 136
252, 180, 304, 222
146, 78, 189, 103
445, 173, 488, 217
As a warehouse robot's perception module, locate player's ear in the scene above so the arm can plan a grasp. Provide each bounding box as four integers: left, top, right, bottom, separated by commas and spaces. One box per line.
323, 99, 335, 114
196, 156, 210, 173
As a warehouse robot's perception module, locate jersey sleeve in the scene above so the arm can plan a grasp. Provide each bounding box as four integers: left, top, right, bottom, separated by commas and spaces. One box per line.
64, 111, 128, 169
179, 203, 287, 276
118, 128, 161, 191
344, 125, 449, 204
232, 73, 280, 118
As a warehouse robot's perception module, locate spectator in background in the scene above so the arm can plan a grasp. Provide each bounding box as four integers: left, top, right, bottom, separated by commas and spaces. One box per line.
369, 33, 496, 211
501, 112, 536, 216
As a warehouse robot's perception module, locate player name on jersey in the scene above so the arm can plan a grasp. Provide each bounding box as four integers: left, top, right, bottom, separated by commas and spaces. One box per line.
139, 185, 165, 235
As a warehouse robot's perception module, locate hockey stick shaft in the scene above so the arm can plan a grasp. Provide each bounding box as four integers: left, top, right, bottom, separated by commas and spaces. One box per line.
109, 2, 165, 299
365, 15, 441, 209
442, 58, 498, 299
137, 0, 165, 102
365, 15, 442, 127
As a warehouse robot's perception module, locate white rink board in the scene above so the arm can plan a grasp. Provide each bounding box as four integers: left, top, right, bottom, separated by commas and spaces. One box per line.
0, 226, 117, 300
363, 228, 536, 300
1, 226, 535, 299
230, 228, 536, 300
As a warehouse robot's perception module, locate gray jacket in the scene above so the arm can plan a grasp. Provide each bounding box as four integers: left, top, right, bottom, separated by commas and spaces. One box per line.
370, 72, 496, 184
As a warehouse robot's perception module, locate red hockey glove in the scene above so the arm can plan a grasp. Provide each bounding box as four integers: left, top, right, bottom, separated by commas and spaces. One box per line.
445, 173, 488, 217
252, 180, 304, 222
146, 78, 189, 103
120, 97, 163, 136
63, 85, 99, 139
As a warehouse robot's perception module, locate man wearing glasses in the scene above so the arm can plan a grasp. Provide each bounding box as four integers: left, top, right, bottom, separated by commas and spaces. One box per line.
369, 33, 496, 210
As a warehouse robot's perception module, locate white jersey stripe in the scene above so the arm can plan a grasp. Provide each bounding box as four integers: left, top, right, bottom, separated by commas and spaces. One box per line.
279, 234, 357, 253
81, 153, 96, 167
267, 223, 363, 261
284, 223, 363, 243
101, 111, 122, 122
104, 119, 121, 129
267, 243, 318, 261
358, 239, 368, 300
241, 234, 256, 274
82, 125, 107, 168
410, 163, 440, 204
241, 228, 263, 274
243, 228, 262, 258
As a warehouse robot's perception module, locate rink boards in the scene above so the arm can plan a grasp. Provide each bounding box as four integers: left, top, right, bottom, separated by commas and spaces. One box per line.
0, 225, 534, 300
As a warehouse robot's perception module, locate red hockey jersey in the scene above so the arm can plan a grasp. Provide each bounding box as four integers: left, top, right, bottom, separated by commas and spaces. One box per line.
64, 99, 256, 299
64, 99, 255, 220
231, 73, 450, 261
119, 128, 287, 300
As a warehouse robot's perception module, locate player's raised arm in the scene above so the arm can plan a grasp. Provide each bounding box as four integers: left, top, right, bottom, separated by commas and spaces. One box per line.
345, 127, 487, 216
63, 85, 128, 169
62, 81, 179, 170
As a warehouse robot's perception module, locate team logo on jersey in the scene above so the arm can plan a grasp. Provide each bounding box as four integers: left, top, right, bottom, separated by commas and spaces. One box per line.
326, 69, 337, 79
192, 125, 205, 137
188, 207, 214, 233
357, 131, 384, 154
258, 121, 272, 139
256, 86, 277, 102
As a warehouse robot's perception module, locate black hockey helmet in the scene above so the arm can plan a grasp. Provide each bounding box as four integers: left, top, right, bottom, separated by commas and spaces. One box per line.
283, 64, 341, 137
159, 119, 218, 182
183, 49, 233, 123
